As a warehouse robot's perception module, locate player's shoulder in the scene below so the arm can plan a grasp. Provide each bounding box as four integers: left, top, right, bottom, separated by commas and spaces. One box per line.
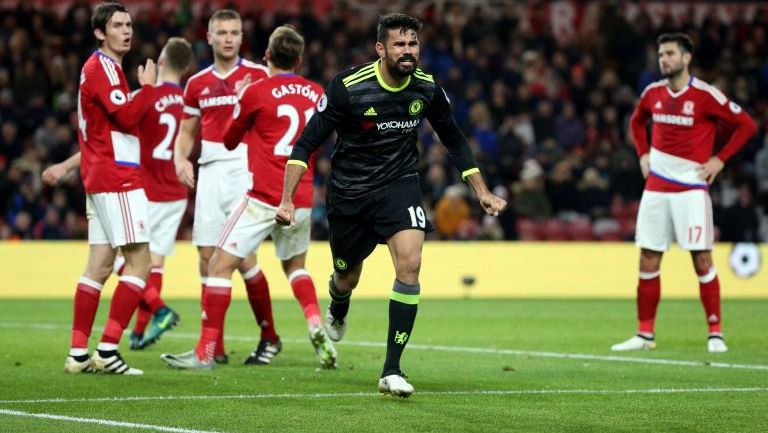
639, 78, 668, 98
293, 74, 323, 90
412, 67, 435, 85
83, 51, 123, 84
242, 59, 269, 78
338, 61, 376, 88
185, 65, 215, 87
690, 77, 728, 105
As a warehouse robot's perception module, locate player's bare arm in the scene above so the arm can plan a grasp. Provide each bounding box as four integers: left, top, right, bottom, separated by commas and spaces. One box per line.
465, 172, 507, 216
173, 116, 200, 188
42, 152, 81, 186
275, 162, 307, 227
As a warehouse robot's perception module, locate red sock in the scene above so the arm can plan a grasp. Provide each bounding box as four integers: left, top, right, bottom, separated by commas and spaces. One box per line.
195, 278, 232, 363
134, 268, 163, 333
288, 269, 322, 328
71, 277, 103, 348
199, 279, 226, 356
141, 269, 166, 314
637, 270, 661, 335
101, 276, 145, 344
243, 266, 278, 342
698, 267, 721, 333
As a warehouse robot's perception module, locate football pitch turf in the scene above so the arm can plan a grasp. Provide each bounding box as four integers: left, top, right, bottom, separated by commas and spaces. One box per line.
0, 298, 766, 432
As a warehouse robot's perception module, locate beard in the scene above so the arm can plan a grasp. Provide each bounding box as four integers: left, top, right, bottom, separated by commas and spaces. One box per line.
384, 53, 418, 78
662, 64, 684, 79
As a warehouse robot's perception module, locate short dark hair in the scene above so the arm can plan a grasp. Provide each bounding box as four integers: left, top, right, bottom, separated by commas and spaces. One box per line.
657, 33, 695, 55
376, 13, 422, 43
208, 9, 240, 32
268, 25, 304, 69
92, 2, 128, 45
162, 37, 193, 73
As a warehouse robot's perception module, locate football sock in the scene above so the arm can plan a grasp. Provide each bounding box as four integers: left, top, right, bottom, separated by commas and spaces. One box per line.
287, 269, 322, 329
382, 280, 419, 377
328, 274, 351, 320
71, 276, 103, 349
636, 270, 660, 335
243, 265, 279, 342
101, 276, 145, 344
135, 267, 164, 333
196, 278, 232, 364
200, 278, 226, 356
698, 267, 722, 333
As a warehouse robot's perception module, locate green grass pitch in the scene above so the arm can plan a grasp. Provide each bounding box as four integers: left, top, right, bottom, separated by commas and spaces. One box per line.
0, 298, 766, 432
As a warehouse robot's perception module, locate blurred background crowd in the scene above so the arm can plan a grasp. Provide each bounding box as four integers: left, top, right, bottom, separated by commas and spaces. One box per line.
1, 0, 767, 242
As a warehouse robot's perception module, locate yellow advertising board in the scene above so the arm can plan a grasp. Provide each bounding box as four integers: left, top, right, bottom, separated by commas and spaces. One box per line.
0, 241, 765, 299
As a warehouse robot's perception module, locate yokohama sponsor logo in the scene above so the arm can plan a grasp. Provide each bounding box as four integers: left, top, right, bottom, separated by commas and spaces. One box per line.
200, 95, 238, 108
376, 118, 421, 131
653, 113, 694, 126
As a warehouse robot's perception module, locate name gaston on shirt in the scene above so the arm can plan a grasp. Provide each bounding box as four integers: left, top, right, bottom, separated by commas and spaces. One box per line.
198, 84, 319, 109
271, 83, 319, 102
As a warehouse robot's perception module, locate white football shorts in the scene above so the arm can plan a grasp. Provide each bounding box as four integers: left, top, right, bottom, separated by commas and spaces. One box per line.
87, 188, 150, 248
217, 195, 312, 261
635, 189, 714, 251
192, 159, 251, 246
148, 198, 187, 256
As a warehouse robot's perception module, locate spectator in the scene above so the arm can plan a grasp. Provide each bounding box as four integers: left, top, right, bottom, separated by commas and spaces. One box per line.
434, 184, 471, 239
513, 159, 551, 220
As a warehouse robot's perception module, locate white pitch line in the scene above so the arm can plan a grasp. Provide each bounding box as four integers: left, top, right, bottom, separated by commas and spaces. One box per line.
0, 408, 223, 433
0, 387, 766, 405
3, 321, 768, 371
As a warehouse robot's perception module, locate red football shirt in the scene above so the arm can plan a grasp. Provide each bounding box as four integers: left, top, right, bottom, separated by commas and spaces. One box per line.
138, 82, 187, 202
78, 50, 156, 193
223, 74, 323, 208
182, 58, 269, 164
630, 77, 756, 192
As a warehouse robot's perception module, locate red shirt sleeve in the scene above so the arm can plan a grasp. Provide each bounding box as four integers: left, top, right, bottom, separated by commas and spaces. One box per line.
705, 95, 757, 162
182, 80, 201, 119
222, 84, 260, 150
629, 91, 652, 157
91, 63, 155, 131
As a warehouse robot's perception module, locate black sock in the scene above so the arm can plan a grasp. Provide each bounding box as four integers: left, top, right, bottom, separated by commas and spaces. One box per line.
382, 280, 419, 377
328, 274, 351, 320
71, 354, 89, 362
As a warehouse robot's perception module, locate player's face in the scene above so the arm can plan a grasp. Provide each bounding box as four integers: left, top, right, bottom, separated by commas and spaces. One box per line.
208, 19, 242, 62
658, 42, 689, 78
379, 29, 419, 78
98, 11, 132, 55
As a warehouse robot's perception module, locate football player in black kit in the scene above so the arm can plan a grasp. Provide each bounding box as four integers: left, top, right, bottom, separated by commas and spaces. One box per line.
276, 13, 507, 397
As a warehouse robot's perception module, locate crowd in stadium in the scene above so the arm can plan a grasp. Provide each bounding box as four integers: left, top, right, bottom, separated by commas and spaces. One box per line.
0, 1, 766, 242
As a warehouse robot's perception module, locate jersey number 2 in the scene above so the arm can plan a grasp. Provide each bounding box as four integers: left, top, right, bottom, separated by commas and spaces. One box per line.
152, 113, 177, 161
274, 104, 315, 156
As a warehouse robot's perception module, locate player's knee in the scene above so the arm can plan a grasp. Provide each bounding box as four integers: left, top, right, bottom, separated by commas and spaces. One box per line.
693, 253, 713, 275
89, 263, 113, 283
209, 253, 237, 278
334, 272, 360, 292
396, 254, 422, 281
639, 250, 661, 272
